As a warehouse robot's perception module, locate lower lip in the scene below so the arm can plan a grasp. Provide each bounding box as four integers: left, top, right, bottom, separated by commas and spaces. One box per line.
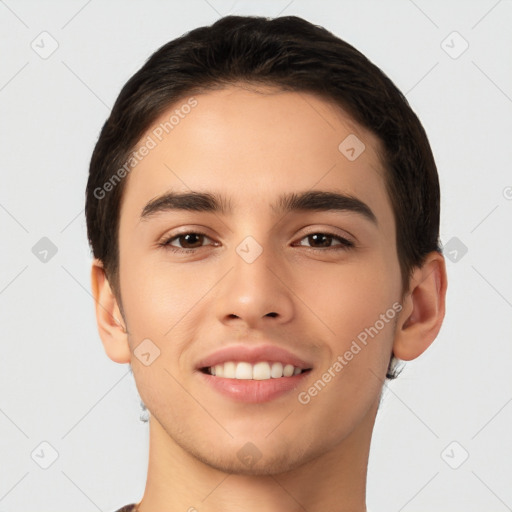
198, 370, 311, 403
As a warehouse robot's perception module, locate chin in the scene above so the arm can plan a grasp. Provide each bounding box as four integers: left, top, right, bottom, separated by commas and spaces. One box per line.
190, 445, 313, 476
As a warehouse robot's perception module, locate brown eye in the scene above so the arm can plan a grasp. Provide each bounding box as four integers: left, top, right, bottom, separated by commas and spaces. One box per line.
173, 233, 206, 249
160, 231, 214, 252
297, 232, 354, 250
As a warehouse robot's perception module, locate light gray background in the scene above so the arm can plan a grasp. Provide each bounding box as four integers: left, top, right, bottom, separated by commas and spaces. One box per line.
1, 0, 511, 511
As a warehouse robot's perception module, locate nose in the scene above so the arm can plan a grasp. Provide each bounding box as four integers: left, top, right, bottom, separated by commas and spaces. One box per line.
214, 238, 295, 329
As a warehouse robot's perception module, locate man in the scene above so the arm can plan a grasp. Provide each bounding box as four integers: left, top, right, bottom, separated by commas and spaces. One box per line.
86, 15, 447, 512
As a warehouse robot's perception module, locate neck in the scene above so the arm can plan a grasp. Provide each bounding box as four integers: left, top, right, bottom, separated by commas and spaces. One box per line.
136, 399, 378, 512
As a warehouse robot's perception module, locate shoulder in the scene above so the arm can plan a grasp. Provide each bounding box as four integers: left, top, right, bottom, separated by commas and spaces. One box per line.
112, 504, 137, 512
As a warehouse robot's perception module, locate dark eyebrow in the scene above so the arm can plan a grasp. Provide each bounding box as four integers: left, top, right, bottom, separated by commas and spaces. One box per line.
140, 190, 377, 226
273, 190, 377, 225
140, 191, 232, 220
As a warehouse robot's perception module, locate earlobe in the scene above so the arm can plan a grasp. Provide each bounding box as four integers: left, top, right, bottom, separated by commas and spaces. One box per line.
90, 259, 131, 364
393, 252, 448, 361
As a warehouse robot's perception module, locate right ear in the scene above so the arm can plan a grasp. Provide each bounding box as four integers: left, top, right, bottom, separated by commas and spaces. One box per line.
90, 258, 131, 364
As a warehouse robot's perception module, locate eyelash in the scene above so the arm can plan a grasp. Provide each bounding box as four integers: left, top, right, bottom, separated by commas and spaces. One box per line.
158, 230, 355, 254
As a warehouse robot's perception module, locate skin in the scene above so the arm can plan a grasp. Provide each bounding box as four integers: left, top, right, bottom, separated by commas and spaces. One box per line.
91, 84, 447, 512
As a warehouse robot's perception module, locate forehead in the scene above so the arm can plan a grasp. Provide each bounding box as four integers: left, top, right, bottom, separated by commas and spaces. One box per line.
120, 84, 393, 226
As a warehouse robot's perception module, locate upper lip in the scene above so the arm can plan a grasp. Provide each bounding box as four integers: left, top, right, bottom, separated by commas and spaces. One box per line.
196, 344, 313, 370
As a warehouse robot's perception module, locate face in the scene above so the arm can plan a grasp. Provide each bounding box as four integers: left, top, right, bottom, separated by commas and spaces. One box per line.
116, 84, 403, 474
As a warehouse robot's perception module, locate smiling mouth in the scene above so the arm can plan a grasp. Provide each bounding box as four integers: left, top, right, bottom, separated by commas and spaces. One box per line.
200, 361, 312, 380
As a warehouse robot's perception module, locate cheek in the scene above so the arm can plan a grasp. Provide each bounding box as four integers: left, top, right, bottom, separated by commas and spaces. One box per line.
296, 257, 401, 400
296, 268, 399, 425
297, 255, 399, 336
120, 260, 202, 410
119, 248, 191, 345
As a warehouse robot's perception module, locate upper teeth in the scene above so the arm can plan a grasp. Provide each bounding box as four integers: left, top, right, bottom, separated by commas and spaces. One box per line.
208, 361, 304, 380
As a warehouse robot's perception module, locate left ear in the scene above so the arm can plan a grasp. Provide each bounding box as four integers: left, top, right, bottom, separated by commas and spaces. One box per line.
393, 251, 448, 361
